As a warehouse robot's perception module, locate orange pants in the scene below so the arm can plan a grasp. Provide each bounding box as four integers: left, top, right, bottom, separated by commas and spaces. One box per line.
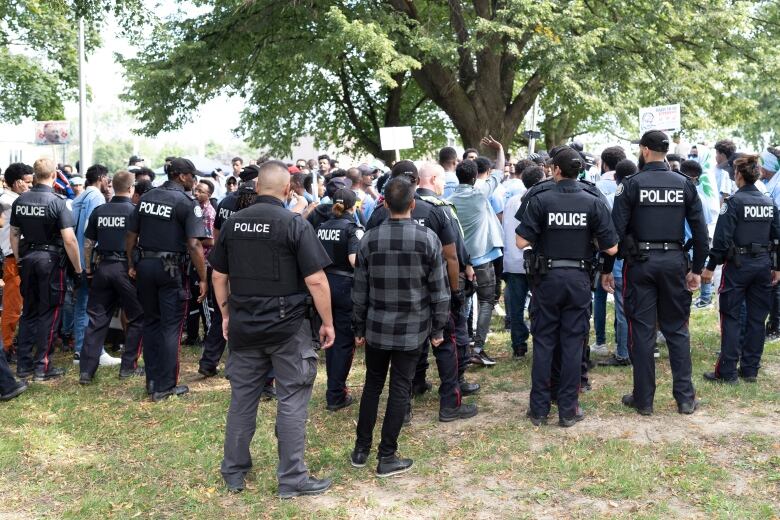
2, 256, 22, 352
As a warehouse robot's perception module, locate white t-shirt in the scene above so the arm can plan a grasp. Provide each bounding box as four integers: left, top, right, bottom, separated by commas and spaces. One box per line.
0, 190, 18, 257
502, 193, 527, 274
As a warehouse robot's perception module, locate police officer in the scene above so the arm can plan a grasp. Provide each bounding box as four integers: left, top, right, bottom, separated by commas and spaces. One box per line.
702, 154, 780, 383
315, 188, 363, 411
367, 160, 477, 423
78, 171, 144, 384
210, 160, 335, 497
126, 158, 208, 402
516, 148, 618, 426
606, 130, 709, 415
11, 158, 83, 381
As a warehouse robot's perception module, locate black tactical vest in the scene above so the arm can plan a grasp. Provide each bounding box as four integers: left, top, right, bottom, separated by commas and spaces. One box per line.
317, 216, 358, 273
732, 188, 774, 247
93, 197, 134, 253
535, 182, 598, 260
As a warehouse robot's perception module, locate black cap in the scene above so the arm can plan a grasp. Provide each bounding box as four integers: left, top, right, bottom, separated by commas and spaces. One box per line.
238, 179, 256, 193
332, 188, 357, 210
639, 131, 670, 153
168, 158, 200, 176
390, 160, 418, 181
325, 176, 352, 198
128, 155, 144, 165
239, 164, 261, 182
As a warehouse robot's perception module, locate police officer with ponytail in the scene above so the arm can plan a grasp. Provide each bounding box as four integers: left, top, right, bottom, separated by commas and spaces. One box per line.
516, 148, 618, 427
702, 154, 780, 384
315, 188, 363, 411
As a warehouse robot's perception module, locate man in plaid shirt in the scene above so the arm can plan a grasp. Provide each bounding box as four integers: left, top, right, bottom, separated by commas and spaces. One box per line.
350, 177, 450, 478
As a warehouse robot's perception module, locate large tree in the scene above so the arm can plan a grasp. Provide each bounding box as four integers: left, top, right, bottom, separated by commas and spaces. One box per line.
123, 0, 779, 156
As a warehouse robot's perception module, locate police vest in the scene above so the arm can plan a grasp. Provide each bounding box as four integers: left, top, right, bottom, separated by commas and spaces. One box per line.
136, 184, 192, 253
732, 191, 774, 247
11, 187, 67, 247
536, 186, 598, 260
627, 169, 687, 243
317, 216, 360, 273
215, 194, 238, 231
225, 202, 306, 296
94, 199, 134, 253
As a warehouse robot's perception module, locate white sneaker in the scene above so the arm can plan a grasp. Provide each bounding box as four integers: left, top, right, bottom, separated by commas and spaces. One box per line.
590, 343, 609, 356
73, 353, 80, 365
99, 350, 121, 367
656, 331, 667, 344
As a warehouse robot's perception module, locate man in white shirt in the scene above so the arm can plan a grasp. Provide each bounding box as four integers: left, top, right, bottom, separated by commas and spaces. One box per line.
439, 147, 459, 199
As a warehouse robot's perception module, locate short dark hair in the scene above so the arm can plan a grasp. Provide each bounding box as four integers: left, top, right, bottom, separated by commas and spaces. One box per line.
134, 179, 153, 197
198, 178, 214, 195
318, 154, 330, 162
231, 157, 243, 164
680, 160, 702, 179
439, 147, 458, 165
291, 172, 305, 187
714, 139, 736, 158
553, 149, 583, 179
455, 160, 478, 185
462, 148, 478, 160
521, 166, 544, 188
600, 146, 627, 171
384, 177, 415, 214
4, 162, 33, 186
514, 159, 535, 178
85, 164, 109, 186
346, 167, 361, 185
614, 159, 638, 184
226, 176, 238, 186
134, 166, 155, 182
475, 156, 491, 175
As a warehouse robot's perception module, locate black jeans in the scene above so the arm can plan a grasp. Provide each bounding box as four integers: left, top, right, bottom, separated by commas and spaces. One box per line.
355, 345, 420, 458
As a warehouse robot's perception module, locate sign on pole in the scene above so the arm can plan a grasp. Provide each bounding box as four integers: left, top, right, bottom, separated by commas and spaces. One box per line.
34, 121, 70, 145
380, 126, 414, 162
638, 104, 681, 134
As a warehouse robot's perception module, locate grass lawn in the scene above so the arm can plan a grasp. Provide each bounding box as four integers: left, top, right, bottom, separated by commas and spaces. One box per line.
1, 305, 779, 519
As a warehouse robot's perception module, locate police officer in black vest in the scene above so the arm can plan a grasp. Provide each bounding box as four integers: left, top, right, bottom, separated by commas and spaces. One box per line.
606, 130, 709, 415
315, 188, 363, 411
367, 160, 477, 423
126, 158, 208, 401
516, 148, 618, 426
701, 154, 780, 383
11, 158, 83, 381
79, 170, 144, 384
211, 160, 335, 497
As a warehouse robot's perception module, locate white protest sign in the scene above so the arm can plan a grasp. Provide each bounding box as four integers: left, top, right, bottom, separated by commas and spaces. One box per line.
638, 104, 681, 133
379, 126, 414, 151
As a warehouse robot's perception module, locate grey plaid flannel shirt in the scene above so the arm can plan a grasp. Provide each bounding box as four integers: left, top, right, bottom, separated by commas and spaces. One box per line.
352, 218, 450, 350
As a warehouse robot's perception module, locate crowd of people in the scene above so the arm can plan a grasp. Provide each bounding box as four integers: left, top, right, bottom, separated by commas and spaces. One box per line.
1, 135, 779, 499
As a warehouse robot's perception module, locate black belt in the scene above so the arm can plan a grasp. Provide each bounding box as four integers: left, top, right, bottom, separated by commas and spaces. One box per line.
98, 252, 127, 262
326, 268, 353, 278
637, 242, 682, 251
140, 250, 185, 260
547, 259, 592, 270
28, 244, 64, 253
736, 245, 770, 254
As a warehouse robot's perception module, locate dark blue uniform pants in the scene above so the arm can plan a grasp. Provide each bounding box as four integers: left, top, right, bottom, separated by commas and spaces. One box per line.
623, 251, 695, 409
325, 273, 355, 406
136, 258, 188, 393
529, 269, 591, 419
413, 310, 461, 409
16, 251, 67, 376
716, 255, 771, 380
0, 350, 18, 393
80, 260, 145, 377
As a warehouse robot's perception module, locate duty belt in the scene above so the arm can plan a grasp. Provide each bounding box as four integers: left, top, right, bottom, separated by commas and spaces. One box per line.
637, 241, 682, 251
140, 250, 185, 262
325, 268, 354, 278
28, 244, 64, 254
98, 251, 127, 262
736, 245, 770, 254
547, 259, 592, 270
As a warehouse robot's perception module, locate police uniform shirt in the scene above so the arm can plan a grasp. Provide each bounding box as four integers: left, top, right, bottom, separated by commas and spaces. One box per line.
706, 184, 780, 270
316, 215, 363, 273
214, 192, 238, 231
515, 179, 617, 260
611, 161, 708, 272
127, 181, 207, 252
514, 178, 609, 225
208, 195, 332, 349
10, 184, 75, 246
84, 196, 135, 254
365, 193, 457, 247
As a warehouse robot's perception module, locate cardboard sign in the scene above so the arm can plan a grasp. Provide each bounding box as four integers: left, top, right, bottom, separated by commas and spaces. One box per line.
638, 104, 681, 133
380, 126, 414, 151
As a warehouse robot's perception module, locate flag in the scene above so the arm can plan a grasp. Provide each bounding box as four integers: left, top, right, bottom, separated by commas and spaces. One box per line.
55, 170, 75, 199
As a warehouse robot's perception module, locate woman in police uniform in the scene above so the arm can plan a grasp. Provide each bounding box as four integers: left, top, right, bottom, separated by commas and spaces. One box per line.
702, 154, 780, 384
315, 188, 363, 411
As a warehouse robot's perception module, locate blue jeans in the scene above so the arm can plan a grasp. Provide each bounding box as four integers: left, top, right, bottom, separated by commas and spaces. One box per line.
699, 280, 713, 304
593, 283, 607, 345
73, 284, 89, 354
613, 277, 628, 359
505, 273, 530, 350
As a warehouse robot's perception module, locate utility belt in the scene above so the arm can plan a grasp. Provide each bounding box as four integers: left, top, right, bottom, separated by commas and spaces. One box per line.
524, 250, 592, 287
735, 244, 770, 255
547, 259, 593, 270
325, 267, 353, 278
636, 241, 683, 251
139, 250, 187, 278
28, 243, 64, 254
97, 251, 128, 262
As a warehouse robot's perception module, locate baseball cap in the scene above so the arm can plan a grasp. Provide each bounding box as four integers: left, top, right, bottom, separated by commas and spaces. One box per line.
70, 176, 85, 186
168, 158, 200, 176
288, 165, 301, 174
325, 176, 352, 198
238, 179, 256, 193
639, 131, 670, 153
333, 188, 357, 210
239, 164, 261, 182
128, 155, 144, 165
390, 160, 418, 181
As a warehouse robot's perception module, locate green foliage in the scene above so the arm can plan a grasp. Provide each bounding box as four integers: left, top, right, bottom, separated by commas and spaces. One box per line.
91, 138, 134, 172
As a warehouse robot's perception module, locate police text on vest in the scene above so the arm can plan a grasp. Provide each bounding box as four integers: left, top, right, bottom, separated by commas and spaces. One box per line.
548, 212, 587, 227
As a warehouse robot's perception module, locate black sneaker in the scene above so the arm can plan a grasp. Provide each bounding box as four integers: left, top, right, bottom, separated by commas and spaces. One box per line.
16, 370, 32, 380
473, 350, 496, 366
412, 381, 432, 397
677, 399, 700, 415
526, 410, 547, 426
559, 407, 585, 428
702, 372, 738, 385
598, 355, 631, 367
580, 381, 592, 393
198, 366, 218, 378
119, 367, 145, 379
278, 476, 333, 499
151, 385, 189, 402
621, 394, 653, 416
0, 381, 28, 401
33, 367, 66, 381
326, 394, 354, 412
350, 449, 369, 468
739, 374, 757, 383
459, 380, 480, 396
79, 373, 93, 385
403, 406, 412, 425
376, 455, 413, 478
4, 350, 17, 364
226, 482, 244, 494
439, 403, 478, 422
